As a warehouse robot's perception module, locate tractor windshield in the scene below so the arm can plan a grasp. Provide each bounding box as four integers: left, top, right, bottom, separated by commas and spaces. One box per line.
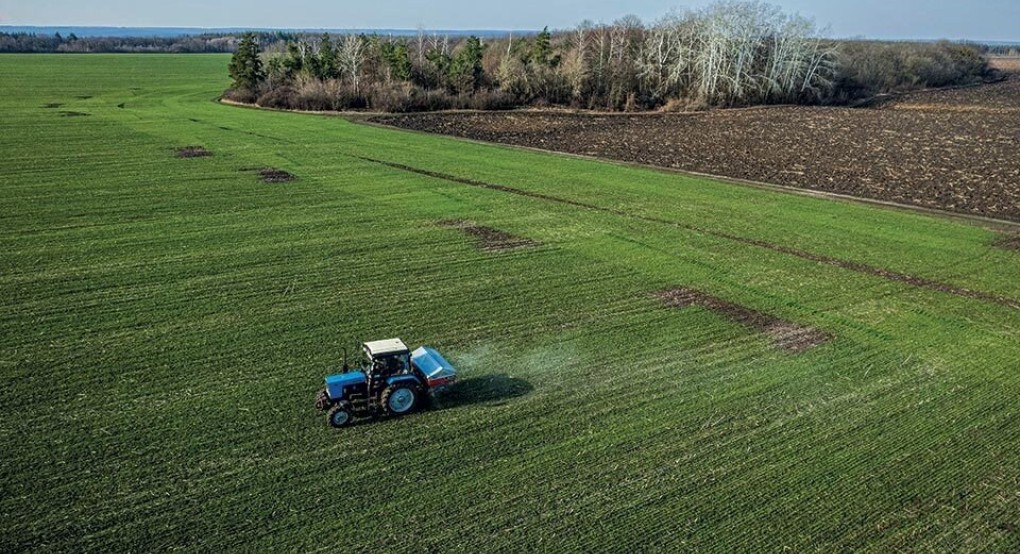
374, 354, 410, 374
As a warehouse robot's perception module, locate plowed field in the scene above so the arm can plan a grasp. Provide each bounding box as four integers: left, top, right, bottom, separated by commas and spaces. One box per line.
373, 71, 1020, 222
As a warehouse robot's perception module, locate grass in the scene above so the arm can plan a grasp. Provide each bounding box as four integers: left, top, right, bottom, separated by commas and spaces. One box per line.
1, 54, 1018, 552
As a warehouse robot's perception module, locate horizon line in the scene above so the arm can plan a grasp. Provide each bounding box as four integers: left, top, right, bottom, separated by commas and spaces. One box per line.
1, 25, 1018, 44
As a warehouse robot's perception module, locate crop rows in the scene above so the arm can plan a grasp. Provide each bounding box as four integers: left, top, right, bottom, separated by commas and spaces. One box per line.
1, 55, 1018, 552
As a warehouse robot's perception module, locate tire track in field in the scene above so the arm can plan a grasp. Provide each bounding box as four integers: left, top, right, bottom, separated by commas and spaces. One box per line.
186, 117, 293, 143
355, 156, 1020, 310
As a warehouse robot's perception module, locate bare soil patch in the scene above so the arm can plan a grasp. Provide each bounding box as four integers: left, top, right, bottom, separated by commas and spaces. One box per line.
655, 287, 831, 352
59, 111, 89, 117
175, 146, 212, 158
438, 219, 538, 251
258, 168, 296, 183
371, 78, 1020, 222
43, 102, 63, 109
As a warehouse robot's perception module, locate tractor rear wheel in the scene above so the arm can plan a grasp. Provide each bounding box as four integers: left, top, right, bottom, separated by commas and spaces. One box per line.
327, 402, 354, 428
381, 384, 420, 416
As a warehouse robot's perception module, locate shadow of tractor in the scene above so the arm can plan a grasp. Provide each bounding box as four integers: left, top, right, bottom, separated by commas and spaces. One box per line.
432, 374, 533, 410
317, 375, 533, 429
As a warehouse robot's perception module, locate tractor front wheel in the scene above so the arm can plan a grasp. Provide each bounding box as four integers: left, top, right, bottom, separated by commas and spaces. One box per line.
327, 402, 354, 428
381, 385, 420, 416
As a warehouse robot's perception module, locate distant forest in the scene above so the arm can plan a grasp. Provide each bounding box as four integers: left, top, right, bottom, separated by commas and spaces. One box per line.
221, 2, 1002, 112
0, 29, 511, 53
0, 32, 281, 53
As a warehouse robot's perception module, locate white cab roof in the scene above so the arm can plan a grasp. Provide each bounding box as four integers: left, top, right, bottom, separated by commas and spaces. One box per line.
363, 338, 409, 356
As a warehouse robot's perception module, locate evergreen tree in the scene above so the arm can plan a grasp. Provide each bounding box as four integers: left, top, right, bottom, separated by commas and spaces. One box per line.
381, 40, 412, 82
531, 27, 560, 67
450, 36, 486, 92
283, 41, 304, 77
424, 46, 452, 89
229, 33, 266, 92
317, 34, 338, 79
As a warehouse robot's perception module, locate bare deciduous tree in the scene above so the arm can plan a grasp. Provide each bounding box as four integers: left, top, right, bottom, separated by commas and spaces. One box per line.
337, 34, 366, 92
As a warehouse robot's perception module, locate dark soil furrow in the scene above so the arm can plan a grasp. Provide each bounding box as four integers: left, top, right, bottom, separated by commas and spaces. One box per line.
257, 168, 296, 183
438, 219, 539, 251
995, 233, 1020, 252
175, 146, 212, 158
656, 287, 831, 352
358, 156, 1020, 310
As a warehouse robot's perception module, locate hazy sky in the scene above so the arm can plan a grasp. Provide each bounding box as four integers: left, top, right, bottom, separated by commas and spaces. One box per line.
1, 0, 1018, 41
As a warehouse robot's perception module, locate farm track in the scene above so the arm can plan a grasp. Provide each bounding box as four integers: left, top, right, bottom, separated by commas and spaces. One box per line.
357, 155, 1020, 310
370, 71, 1020, 223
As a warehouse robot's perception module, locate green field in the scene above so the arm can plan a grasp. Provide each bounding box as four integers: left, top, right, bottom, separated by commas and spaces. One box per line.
2, 54, 1018, 552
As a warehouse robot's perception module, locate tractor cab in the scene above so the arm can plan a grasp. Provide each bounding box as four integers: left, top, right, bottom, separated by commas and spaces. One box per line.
362, 338, 412, 377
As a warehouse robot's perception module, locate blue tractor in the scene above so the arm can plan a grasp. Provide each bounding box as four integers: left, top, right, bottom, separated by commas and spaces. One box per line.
315, 338, 457, 428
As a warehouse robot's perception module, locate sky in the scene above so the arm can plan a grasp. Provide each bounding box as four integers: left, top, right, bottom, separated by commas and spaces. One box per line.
1, 0, 1018, 42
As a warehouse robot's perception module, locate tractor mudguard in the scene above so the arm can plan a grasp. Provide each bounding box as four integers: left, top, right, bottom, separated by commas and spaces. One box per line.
386, 375, 422, 387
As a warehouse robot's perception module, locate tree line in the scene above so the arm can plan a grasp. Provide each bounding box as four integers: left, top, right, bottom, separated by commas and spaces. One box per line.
985, 44, 1020, 57
0, 32, 244, 53
227, 2, 993, 112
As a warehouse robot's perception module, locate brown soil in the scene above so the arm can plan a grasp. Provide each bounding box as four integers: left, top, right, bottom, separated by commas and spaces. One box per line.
655, 287, 831, 352
175, 146, 212, 158
438, 219, 538, 251
59, 111, 89, 117
370, 77, 1020, 222
258, 168, 296, 183
359, 156, 1020, 310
